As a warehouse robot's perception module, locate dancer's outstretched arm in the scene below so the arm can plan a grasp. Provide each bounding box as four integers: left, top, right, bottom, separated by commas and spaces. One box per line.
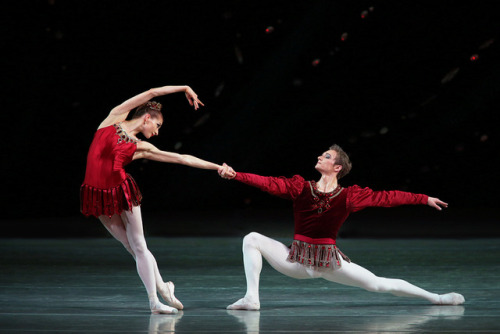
99, 85, 204, 129
347, 185, 449, 213
218, 167, 305, 200
134, 141, 234, 176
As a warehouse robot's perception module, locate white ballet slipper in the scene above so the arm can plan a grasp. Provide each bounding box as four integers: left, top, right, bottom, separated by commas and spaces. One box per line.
226, 297, 260, 311
158, 281, 184, 310
150, 300, 178, 314
436, 292, 465, 305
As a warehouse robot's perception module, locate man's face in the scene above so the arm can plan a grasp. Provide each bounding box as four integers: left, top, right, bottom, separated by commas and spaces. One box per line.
315, 150, 338, 174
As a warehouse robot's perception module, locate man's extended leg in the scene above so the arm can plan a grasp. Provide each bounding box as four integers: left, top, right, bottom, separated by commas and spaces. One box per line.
321, 257, 464, 305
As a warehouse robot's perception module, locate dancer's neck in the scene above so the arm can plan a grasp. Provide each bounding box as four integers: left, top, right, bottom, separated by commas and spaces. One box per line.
121, 119, 142, 138
316, 175, 338, 193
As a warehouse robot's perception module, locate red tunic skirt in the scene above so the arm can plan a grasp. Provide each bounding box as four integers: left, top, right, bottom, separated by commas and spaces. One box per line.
80, 124, 142, 218
80, 173, 142, 218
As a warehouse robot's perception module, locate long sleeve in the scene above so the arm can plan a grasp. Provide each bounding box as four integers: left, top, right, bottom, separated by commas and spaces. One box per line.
234, 173, 305, 200
347, 185, 428, 213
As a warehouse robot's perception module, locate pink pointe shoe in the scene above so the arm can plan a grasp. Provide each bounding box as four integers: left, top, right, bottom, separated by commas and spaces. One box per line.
159, 281, 184, 310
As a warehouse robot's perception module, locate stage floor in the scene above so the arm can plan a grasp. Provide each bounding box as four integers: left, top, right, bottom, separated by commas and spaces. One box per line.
1, 237, 498, 333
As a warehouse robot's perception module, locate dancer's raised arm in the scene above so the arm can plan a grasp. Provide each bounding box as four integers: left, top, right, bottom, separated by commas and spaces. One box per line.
99, 85, 204, 129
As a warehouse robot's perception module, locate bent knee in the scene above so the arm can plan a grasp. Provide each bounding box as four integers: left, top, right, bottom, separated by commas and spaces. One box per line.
242, 232, 265, 250
243, 232, 263, 245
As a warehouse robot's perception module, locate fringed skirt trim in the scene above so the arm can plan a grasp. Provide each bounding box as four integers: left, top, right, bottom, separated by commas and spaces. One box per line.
80, 174, 142, 218
287, 234, 351, 270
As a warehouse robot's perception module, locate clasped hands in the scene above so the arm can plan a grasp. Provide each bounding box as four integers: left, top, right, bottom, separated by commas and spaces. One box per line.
218, 163, 236, 179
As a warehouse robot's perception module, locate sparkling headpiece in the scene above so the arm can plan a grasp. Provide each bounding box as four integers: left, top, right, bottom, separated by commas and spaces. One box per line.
147, 101, 162, 111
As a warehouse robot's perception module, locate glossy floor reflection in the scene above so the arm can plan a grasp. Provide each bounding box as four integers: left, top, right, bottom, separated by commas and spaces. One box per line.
1, 238, 498, 333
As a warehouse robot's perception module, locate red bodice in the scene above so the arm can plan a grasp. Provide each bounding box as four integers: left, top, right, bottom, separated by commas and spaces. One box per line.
80, 124, 142, 218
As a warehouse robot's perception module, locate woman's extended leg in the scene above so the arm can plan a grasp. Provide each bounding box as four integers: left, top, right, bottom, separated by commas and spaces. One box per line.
321, 258, 464, 305
99, 212, 183, 310
119, 207, 178, 314
227, 232, 314, 310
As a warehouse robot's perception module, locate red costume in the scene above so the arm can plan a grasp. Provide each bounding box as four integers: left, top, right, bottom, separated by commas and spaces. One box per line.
80, 123, 142, 218
234, 173, 428, 269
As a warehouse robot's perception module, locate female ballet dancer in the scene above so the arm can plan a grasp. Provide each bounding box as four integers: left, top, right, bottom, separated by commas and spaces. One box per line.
80, 85, 234, 314
219, 144, 465, 310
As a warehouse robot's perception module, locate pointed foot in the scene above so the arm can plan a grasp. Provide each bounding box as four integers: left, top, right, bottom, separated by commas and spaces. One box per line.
435, 292, 465, 305
159, 281, 184, 310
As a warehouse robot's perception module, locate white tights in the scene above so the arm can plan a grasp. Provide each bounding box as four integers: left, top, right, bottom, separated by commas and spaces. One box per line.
231, 232, 464, 309
99, 207, 179, 313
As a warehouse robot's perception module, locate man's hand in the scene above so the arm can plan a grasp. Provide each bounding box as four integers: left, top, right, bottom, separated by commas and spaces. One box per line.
427, 197, 448, 211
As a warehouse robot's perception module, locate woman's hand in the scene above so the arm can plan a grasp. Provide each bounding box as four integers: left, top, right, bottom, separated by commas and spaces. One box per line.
427, 197, 448, 211
185, 86, 205, 110
218, 163, 236, 179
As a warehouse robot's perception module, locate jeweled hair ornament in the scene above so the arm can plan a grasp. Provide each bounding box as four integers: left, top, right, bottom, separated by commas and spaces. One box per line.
147, 101, 162, 111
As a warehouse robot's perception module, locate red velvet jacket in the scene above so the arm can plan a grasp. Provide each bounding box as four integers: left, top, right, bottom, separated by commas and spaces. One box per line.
235, 173, 428, 243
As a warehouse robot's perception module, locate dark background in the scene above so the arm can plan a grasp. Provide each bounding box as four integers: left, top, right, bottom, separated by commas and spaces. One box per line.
3, 0, 499, 238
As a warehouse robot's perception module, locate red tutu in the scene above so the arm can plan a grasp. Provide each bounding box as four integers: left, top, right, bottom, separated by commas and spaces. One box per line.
80, 174, 142, 218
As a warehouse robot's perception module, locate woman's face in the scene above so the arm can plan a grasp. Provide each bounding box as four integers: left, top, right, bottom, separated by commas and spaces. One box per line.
142, 115, 163, 139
